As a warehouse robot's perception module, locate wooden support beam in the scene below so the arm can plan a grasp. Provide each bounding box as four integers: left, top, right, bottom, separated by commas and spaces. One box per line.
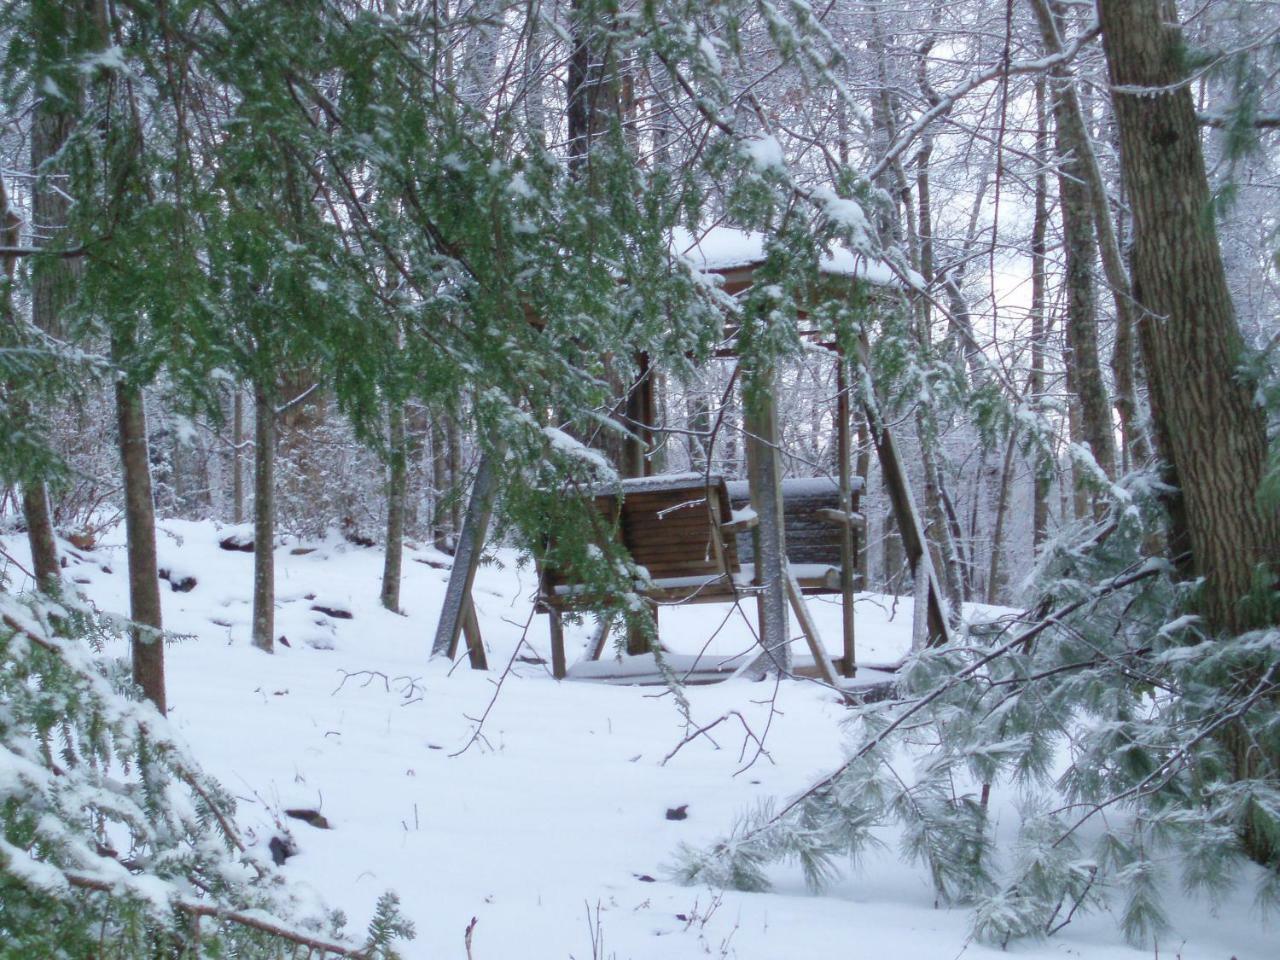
721, 512, 759, 536
784, 566, 840, 686
818, 508, 866, 529
461, 600, 488, 669
431, 443, 505, 665
837, 356, 858, 677
854, 337, 952, 647
581, 617, 612, 663
549, 609, 567, 679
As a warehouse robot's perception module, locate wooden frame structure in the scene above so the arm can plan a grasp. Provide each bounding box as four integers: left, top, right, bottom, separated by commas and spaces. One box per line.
432, 228, 953, 682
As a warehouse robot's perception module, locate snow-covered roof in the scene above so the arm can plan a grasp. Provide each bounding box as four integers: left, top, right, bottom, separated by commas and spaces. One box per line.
725, 476, 864, 499
672, 226, 921, 290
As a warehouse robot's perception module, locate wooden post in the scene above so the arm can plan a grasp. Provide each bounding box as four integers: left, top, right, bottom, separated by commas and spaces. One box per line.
784, 569, 839, 686
548, 609, 567, 679
836, 355, 857, 676
460, 600, 488, 669
581, 617, 612, 663
431, 442, 505, 665
855, 336, 951, 647
742, 365, 792, 675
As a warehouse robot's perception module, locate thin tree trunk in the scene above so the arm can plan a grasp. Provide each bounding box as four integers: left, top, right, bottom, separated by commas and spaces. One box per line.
23, 40, 75, 591
381, 401, 407, 612
114, 352, 166, 713
986, 425, 1020, 605
1031, 76, 1052, 550
251, 379, 275, 653
232, 387, 245, 525
1028, 0, 1152, 467
1054, 93, 1117, 486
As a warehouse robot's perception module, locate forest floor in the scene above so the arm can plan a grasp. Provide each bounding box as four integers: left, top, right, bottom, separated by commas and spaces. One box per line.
3, 519, 1272, 959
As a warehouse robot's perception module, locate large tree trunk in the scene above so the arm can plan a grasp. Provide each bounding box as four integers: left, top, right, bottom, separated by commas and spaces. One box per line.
251, 379, 276, 653
21, 40, 78, 592
114, 353, 166, 713
742, 368, 791, 676
1098, 0, 1280, 865
1098, 0, 1279, 631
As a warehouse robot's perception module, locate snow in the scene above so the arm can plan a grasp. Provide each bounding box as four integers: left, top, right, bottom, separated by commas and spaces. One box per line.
672, 225, 914, 288
726, 475, 865, 498
543, 426, 616, 477
2, 520, 1272, 960
739, 134, 786, 173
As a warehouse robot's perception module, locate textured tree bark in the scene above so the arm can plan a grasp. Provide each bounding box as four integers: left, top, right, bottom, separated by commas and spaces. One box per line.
1029, 0, 1151, 468
1054, 91, 1117, 487
1099, 0, 1279, 630
251, 379, 276, 653
232, 388, 244, 524
21, 40, 77, 591
21, 485, 60, 593
1030, 77, 1052, 550
114, 359, 166, 713
742, 368, 792, 676
380, 401, 407, 612
1099, 0, 1280, 865
567, 0, 618, 184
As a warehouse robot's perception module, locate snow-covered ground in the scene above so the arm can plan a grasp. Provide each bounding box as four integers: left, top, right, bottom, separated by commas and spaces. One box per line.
2, 520, 1271, 959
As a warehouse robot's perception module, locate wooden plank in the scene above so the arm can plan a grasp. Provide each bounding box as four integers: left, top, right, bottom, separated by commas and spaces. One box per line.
837, 354, 857, 678
461, 599, 488, 670
432, 444, 504, 666
784, 566, 840, 686
581, 617, 612, 663
818, 507, 866, 529
855, 334, 951, 647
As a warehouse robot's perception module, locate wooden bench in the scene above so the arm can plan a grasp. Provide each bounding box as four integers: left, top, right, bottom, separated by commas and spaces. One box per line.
538, 472, 865, 679
540, 473, 743, 610
726, 476, 864, 593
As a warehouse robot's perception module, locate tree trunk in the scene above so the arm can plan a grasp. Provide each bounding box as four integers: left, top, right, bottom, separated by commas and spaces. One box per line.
251, 379, 276, 653
1098, 0, 1279, 630
232, 387, 244, 524
567, 0, 617, 185
381, 400, 407, 612
1031, 76, 1051, 550
22, 42, 77, 592
1028, 0, 1152, 468
1099, 0, 1280, 864
21, 485, 60, 593
114, 353, 166, 713
1054, 92, 1117, 487
743, 367, 791, 676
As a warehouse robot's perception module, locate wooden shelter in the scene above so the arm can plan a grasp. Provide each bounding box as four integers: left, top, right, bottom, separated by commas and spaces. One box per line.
431, 227, 952, 684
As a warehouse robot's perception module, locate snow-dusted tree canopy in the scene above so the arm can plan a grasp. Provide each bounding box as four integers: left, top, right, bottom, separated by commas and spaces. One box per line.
1, 0, 1278, 956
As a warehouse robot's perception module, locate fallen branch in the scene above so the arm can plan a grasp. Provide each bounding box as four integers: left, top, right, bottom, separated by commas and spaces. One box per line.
63, 870, 372, 958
